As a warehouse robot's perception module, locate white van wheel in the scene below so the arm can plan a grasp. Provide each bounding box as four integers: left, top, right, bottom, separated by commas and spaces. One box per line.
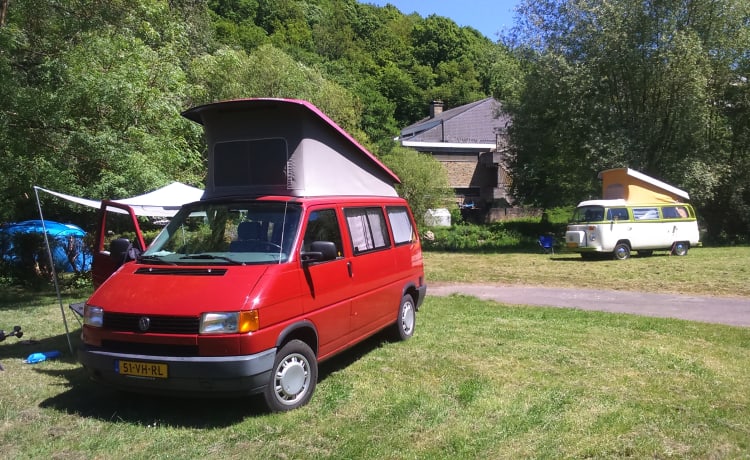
392, 294, 416, 341
613, 243, 631, 260
263, 340, 317, 412
672, 242, 689, 256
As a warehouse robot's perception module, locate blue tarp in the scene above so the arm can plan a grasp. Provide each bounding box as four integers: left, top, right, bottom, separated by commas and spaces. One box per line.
0, 220, 92, 272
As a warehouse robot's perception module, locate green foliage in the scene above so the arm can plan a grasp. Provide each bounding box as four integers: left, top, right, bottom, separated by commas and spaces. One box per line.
0, 0, 206, 223
381, 147, 455, 228
507, 0, 750, 241
2, 0, 744, 242
423, 217, 568, 252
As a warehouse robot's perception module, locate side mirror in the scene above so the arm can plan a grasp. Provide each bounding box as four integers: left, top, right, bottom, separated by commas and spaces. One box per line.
301, 241, 338, 263
109, 238, 133, 265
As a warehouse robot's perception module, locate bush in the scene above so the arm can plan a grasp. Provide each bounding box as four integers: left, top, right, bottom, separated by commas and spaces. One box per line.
421, 211, 569, 252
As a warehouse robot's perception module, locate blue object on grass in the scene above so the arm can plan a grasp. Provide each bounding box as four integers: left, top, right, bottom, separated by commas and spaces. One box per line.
25, 351, 62, 364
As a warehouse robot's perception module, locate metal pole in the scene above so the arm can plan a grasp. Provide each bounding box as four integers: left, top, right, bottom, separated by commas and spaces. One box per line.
33, 186, 75, 356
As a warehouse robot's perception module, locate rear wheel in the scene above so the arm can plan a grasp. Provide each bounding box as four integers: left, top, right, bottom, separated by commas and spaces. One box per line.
263, 340, 317, 412
672, 241, 689, 256
613, 243, 631, 260
391, 294, 416, 341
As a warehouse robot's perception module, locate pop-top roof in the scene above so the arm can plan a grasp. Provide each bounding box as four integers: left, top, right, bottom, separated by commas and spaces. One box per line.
183, 98, 400, 200
598, 168, 689, 203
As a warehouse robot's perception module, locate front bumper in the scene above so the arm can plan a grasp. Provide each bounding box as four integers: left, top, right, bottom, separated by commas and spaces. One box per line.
78, 344, 276, 397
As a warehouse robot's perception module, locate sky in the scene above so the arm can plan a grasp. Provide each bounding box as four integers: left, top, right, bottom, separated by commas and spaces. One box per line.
360, 1, 521, 41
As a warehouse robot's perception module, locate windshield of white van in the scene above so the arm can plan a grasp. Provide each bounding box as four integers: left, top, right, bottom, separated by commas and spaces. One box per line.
141, 202, 302, 265
570, 206, 605, 223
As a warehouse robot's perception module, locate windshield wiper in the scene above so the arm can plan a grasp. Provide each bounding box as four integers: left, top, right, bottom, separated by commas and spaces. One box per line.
179, 254, 243, 265
137, 254, 176, 265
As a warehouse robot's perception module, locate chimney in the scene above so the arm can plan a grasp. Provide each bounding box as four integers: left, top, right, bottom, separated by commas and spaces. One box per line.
430, 100, 444, 118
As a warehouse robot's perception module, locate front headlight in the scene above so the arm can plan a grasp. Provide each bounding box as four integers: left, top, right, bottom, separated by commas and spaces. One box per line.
84, 305, 104, 328
200, 311, 258, 334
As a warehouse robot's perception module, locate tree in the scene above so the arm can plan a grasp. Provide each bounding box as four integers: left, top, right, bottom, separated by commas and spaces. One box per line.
506, 0, 750, 240
189, 44, 363, 134
0, 1, 209, 223
381, 147, 454, 228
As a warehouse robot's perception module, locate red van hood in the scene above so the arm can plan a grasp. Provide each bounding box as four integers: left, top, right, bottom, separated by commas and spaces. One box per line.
87, 264, 268, 316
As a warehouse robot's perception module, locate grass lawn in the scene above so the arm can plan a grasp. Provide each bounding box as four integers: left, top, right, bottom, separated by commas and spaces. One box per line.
1, 247, 749, 458
424, 246, 750, 297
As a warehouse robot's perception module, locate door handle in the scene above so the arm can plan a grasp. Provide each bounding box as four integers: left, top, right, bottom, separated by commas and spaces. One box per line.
347, 261, 353, 278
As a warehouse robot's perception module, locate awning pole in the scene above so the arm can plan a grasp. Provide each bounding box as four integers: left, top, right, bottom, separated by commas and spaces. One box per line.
33, 186, 75, 356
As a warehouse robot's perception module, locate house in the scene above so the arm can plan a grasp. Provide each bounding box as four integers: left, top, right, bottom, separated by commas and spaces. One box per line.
598, 168, 690, 203
397, 97, 513, 221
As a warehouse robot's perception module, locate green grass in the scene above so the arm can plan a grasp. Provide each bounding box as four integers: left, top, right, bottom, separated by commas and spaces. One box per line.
1, 248, 749, 458
425, 246, 750, 297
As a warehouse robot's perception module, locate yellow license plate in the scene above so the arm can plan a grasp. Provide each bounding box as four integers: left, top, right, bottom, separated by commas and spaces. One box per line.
566, 242, 579, 248
117, 360, 168, 379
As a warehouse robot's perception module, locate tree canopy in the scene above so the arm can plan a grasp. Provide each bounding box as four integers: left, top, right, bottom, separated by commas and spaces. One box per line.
507, 0, 750, 241
1, 0, 488, 226
0, 0, 747, 242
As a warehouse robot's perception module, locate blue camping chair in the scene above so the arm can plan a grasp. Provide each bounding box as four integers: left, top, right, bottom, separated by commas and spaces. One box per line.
538, 234, 555, 254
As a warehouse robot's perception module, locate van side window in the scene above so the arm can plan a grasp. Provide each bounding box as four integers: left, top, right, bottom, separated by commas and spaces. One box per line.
303, 209, 343, 257
345, 207, 391, 254
633, 208, 659, 220
607, 208, 629, 221
387, 206, 414, 245
663, 206, 689, 218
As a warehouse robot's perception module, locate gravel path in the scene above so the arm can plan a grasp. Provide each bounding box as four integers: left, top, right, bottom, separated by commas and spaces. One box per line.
428, 283, 750, 328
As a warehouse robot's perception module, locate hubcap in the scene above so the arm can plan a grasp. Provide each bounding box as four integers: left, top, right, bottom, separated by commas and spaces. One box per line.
401, 302, 415, 334
274, 353, 309, 404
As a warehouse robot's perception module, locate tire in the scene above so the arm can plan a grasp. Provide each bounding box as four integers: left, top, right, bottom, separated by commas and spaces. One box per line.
262, 339, 317, 412
613, 242, 631, 260
391, 294, 416, 341
672, 241, 689, 256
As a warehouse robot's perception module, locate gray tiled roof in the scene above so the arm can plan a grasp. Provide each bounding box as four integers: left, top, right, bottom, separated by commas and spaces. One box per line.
399, 97, 510, 144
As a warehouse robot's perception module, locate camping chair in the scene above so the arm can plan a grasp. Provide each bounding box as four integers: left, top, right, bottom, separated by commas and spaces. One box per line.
538, 234, 555, 254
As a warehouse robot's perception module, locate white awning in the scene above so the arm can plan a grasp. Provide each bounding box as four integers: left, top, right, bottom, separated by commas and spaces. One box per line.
34, 182, 204, 217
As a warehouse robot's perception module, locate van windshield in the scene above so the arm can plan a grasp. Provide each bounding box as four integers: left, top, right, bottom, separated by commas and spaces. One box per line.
141, 201, 302, 265
570, 206, 605, 223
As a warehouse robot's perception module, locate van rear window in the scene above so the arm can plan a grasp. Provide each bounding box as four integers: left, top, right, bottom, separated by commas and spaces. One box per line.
662, 206, 689, 218
387, 206, 414, 245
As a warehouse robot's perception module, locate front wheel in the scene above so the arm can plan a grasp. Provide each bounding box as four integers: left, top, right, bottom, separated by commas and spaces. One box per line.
391, 294, 416, 341
262, 340, 317, 412
613, 243, 631, 260
672, 242, 689, 256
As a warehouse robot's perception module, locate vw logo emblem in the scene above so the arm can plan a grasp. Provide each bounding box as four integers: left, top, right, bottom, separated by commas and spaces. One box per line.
138, 316, 151, 332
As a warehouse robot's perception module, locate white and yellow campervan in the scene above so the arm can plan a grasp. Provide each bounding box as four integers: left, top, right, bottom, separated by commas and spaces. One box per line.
565, 199, 700, 259
565, 168, 701, 260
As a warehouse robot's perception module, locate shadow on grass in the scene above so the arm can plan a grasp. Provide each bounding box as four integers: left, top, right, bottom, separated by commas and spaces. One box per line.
16, 329, 391, 427
550, 252, 677, 262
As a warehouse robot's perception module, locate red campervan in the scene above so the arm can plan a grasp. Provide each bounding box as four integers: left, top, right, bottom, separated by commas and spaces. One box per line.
78, 99, 426, 412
